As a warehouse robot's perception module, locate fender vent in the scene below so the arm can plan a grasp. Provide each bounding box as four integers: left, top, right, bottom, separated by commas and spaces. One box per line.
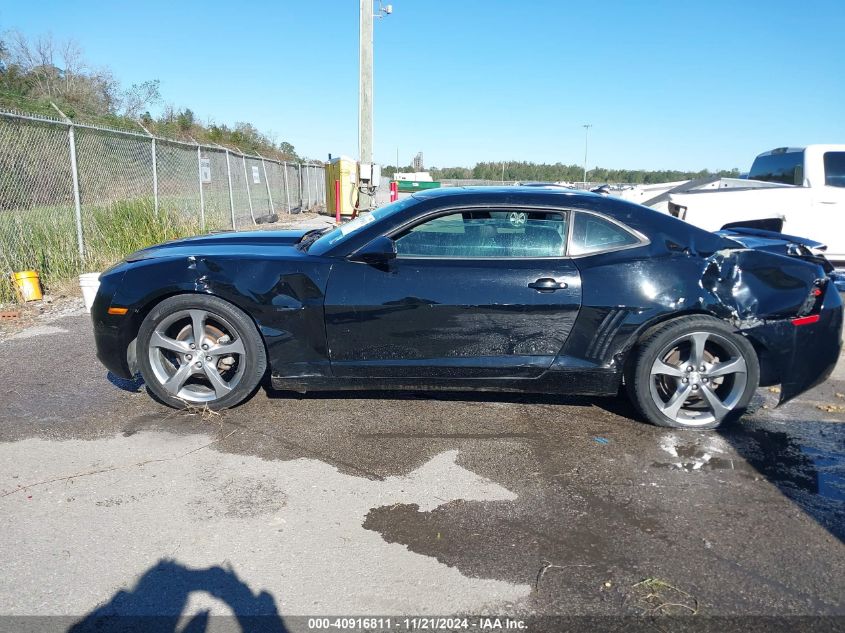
586, 308, 629, 361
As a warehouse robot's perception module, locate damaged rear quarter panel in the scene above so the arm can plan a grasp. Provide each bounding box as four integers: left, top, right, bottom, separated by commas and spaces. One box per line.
564, 244, 828, 380
700, 248, 824, 322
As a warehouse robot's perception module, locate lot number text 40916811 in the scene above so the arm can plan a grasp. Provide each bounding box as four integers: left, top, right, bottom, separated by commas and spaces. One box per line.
306, 617, 528, 631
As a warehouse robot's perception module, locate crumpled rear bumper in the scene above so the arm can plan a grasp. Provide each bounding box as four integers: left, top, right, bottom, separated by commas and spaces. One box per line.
745, 283, 843, 405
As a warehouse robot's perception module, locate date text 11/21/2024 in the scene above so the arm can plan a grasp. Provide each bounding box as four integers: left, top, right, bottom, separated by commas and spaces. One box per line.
306, 617, 528, 630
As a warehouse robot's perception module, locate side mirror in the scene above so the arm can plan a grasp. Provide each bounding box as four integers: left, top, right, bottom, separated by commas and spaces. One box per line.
351, 235, 396, 263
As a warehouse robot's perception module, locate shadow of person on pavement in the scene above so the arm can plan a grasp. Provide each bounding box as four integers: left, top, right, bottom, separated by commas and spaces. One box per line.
68, 559, 287, 633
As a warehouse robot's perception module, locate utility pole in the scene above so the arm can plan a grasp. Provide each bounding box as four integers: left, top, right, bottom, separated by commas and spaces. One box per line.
359, 0, 375, 211
582, 124, 592, 188
359, 1, 392, 211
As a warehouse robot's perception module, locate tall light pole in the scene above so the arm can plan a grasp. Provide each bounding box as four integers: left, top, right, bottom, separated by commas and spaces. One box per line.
359, 0, 374, 211
359, 1, 392, 211
582, 124, 592, 188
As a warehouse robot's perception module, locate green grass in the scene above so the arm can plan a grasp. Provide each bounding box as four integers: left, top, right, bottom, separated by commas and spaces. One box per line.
0, 198, 221, 303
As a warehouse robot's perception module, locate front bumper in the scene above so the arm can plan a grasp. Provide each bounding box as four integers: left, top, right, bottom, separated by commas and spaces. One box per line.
91, 268, 137, 380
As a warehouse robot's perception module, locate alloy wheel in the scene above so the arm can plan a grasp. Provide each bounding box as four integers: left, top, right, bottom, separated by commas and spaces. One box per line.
648, 331, 748, 427
147, 309, 247, 403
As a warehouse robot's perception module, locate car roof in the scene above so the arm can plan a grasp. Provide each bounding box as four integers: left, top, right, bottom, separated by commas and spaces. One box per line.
411, 185, 601, 202
755, 145, 845, 157
401, 184, 739, 257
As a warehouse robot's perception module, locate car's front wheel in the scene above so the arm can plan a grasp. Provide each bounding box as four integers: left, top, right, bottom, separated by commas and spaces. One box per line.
626, 316, 760, 429
137, 294, 267, 409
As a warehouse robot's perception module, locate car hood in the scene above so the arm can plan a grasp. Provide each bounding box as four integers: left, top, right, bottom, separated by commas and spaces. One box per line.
124, 229, 311, 262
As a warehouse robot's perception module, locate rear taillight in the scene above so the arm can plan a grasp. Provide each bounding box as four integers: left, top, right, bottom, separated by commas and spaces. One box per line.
795, 280, 826, 317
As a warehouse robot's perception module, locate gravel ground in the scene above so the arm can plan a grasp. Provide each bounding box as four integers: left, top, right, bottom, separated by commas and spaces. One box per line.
0, 295, 87, 344
0, 217, 843, 632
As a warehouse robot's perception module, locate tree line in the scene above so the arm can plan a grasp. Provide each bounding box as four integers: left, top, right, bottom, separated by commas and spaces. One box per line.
0, 30, 300, 161
382, 161, 740, 185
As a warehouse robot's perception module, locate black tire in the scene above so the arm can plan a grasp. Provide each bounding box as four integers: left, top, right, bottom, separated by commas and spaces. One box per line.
137, 294, 267, 409
625, 316, 760, 430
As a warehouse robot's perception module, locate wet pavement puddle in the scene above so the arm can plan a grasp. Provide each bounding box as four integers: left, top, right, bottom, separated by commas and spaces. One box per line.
653, 435, 744, 473
651, 421, 845, 545
654, 427, 845, 502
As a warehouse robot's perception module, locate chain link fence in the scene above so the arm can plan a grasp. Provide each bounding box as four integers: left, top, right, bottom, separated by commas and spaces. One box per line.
0, 109, 326, 301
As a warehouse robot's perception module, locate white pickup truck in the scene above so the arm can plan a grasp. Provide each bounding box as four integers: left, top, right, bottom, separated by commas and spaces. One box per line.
667, 145, 845, 265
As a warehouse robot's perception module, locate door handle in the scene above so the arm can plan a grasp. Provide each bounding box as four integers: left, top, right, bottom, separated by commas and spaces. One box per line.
528, 277, 567, 292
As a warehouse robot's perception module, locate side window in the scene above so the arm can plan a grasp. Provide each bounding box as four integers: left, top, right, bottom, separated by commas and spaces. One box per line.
823, 152, 845, 188
395, 210, 568, 258
569, 212, 642, 256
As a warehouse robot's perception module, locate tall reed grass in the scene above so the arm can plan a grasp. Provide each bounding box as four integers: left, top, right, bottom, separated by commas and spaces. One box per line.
0, 198, 218, 303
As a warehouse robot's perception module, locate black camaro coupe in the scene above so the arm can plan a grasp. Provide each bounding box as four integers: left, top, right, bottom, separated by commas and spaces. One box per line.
93, 187, 843, 429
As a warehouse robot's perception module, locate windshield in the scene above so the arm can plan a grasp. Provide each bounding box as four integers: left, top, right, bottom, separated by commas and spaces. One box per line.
309, 196, 420, 251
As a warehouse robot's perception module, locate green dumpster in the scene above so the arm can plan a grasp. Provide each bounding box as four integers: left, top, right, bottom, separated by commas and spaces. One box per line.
395, 180, 441, 193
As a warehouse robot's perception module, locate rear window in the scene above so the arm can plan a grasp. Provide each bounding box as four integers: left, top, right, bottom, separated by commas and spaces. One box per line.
823, 152, 845, 188
748, 151, 804, 185
569, 212, 642, 256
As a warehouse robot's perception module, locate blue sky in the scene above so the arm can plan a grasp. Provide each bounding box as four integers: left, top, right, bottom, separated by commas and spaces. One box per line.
2, 0, 843, 170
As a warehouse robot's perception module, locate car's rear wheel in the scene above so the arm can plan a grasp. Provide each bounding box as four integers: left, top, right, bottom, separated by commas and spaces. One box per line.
137, 295, 267, 409
626, 316, 759, 429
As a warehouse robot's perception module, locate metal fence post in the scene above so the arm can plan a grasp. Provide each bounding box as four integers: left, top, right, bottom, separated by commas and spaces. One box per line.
67, 123, 85, 258
308, 165, 314, 209
241, 155, 255, 224
259, 156, 275, 215
151, 138, 159, 216
134, 119, 159, 217
196, 146, 205, 232
302, 165, 308, 210
283, 161, 290, 214
298, 164, 304, 210
305, 164, 311, 208
225, 150, 236, 229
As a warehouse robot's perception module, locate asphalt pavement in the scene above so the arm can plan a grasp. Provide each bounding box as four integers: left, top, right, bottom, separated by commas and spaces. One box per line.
0, 302, 843, 632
